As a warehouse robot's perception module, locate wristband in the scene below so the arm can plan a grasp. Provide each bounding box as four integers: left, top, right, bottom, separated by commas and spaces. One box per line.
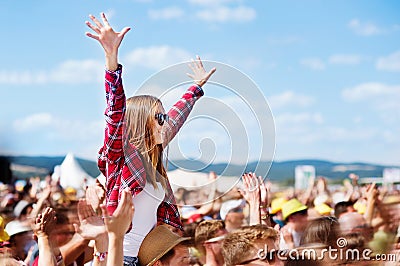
94, 251, 108, 261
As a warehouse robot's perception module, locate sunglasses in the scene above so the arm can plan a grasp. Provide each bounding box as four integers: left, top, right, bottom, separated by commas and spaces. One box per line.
155, 113, 169, 126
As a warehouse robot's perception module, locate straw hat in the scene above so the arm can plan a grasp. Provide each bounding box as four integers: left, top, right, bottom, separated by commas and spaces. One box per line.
138, 225, 190, 266
0, 216, 10, 242
270, 197, 288, 214
281, 198, 308, 220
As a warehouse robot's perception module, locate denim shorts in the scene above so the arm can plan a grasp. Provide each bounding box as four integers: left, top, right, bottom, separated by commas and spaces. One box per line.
123, 256, 139, 266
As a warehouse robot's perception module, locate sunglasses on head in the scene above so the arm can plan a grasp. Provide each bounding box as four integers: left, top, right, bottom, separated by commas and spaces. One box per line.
155, 113, 169, 126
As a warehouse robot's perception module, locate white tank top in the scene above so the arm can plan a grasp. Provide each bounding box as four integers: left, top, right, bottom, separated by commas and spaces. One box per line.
123, 181, 165, 257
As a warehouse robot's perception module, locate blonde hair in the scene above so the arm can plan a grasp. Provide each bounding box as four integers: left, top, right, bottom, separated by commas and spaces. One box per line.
194, 220, 226, 255
124, 95, 168, 190
222, 225, 278, 266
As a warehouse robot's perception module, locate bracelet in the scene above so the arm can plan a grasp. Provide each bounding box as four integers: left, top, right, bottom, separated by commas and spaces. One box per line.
261, 214, 269, 220
94, 251, 108, 261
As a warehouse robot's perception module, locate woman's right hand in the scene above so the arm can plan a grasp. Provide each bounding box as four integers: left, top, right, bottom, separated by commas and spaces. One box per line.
85, 12, 130, 70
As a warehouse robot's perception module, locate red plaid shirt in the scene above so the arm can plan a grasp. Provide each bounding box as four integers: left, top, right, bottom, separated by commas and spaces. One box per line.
98, 65, 203, 231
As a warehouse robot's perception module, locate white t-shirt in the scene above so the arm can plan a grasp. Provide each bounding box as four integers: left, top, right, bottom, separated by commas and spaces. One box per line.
279, 228, 303, 250
123, 182, 165, 257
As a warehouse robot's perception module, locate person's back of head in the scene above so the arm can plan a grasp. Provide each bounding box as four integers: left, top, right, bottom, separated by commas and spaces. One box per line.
334, 201, 354, 218
338, 211, 373, 243
338, 211, 365, 234
194, 220, 226, 255
222, 224, 279, 266
300, 216, 339, 247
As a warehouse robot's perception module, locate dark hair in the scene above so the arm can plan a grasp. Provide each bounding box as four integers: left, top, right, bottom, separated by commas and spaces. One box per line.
334, 201, 354, 218
287, 209, 308, 222
55, 210, 70, 225
300, 216, 339, 247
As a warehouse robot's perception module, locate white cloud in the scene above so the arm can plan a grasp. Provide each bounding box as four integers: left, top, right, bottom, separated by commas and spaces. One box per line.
275, 112, 324, 125
274, 112, 324, 144
0, 59, 103, 85
300, 58, 325, 70
348, 19, 382, 36
266, 36, 303, 45
376, 51, 400, 72
51, 60, 103, 83
13, 113, 53, 132
148, 7, 184, 20
342, 82, 400, 101
124, 45, 192, 70
188, 0, 237, 6
342, 82, 400, 116
268, 91, 314, 110
13, 113, 104, 140
196, 6, 256, 23
329, 54, 363, 65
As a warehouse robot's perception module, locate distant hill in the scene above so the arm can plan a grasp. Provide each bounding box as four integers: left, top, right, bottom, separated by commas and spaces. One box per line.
2, 155, 396, 181
3, 155, 101, 179
168, 159, 393, 180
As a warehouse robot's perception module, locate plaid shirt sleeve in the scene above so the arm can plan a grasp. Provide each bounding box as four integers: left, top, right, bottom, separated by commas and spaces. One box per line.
97, 64, 133, 215
98, 64, 125, 165
157, 84, 204, 230
163, 85, 204, 147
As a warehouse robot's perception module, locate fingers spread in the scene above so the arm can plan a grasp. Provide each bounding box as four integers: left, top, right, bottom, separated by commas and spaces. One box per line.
86, 21, 101, 35
89, 14, 103, 29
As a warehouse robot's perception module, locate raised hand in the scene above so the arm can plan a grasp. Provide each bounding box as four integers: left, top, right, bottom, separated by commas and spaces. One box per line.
259, 176, 269, 209
85, 12, 130, 71
187, 55, 216, 87
74, 199, 106, 240
86, 179, 106, 215
240, 172, 260, 204
32, 207, 57, 238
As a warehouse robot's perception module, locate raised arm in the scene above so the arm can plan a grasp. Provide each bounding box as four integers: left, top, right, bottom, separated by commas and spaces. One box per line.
163, 56, 216, 146
100, 188, 135, 266
32, 207, 59, 266
86, 13, 131, 164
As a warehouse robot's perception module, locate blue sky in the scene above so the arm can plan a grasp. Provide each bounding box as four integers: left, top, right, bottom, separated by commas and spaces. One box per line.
0, 0, 399, 166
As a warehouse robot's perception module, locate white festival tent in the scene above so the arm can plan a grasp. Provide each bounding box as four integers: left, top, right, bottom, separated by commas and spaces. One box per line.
167, 168, 241, 193
52, 153, 96, 191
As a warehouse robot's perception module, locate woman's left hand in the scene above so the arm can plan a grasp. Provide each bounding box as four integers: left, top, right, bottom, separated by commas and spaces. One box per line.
187, 55, 216, 87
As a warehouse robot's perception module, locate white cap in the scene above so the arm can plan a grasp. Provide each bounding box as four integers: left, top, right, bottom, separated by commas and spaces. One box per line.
5, 220, 32, 237
13, 200, 32, 218
220, 199, 245, 220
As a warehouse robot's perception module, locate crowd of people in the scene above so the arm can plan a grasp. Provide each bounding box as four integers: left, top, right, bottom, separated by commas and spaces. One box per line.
1, 12, 400, 266
1, 169, 400, 265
